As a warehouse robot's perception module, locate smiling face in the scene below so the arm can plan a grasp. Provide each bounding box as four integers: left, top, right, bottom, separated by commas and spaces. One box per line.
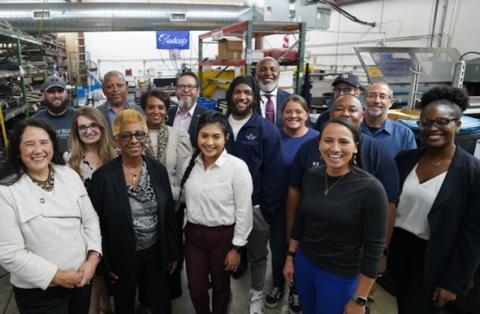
175, 74, 198, 112
20, 126, 54, 178
231, 83, 254, 119
116, 122, 146, 160
256, 58, 280, 92
330, 95, 364, 128
197, 123, 227, 167
419, 103, 460, 148
145, 95, 167, 129
319, 122, 358, 176
77, 115, 101, 146
364, 82, 393, 122
103, 74, 128, 107
283, 100, 308, 134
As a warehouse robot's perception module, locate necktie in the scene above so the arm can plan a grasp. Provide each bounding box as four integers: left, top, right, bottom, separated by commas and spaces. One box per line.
265, 94, 275, 123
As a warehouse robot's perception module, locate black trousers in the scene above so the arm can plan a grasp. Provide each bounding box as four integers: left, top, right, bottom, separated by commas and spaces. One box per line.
388, 227, 446, 314
13, 285, 91, 314
112, 242, 170, 314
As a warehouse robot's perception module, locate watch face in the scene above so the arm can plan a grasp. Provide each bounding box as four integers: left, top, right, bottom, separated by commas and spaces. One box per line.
355, 297, 367, 306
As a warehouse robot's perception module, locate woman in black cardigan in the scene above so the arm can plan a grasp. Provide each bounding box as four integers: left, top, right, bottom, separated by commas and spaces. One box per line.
388, 86, 480, 314
88, 109, 177, 314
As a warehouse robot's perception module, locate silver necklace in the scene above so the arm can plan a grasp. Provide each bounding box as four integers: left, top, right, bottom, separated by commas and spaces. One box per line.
324, 172, 348, 196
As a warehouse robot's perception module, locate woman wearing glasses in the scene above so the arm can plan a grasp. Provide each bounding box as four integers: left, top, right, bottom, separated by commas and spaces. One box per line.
388, 86, 480, 314
64, 107, 115, 314
88, 109, 178, 314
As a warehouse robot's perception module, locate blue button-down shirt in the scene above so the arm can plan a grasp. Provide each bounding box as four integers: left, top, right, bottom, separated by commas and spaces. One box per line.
360, 119, 417, 158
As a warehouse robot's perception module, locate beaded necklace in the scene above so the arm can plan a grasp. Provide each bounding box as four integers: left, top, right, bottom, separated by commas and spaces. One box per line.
29, 166, 54, 192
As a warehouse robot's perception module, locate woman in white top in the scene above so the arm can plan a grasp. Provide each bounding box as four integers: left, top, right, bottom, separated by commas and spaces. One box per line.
180, 111, 253, 314
0, 118, 102, 314
64, 106, 115, 314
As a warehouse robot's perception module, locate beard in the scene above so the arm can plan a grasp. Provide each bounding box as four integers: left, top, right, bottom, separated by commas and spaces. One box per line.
46, 99, 69, 115
178, 97, 195, 112
258, 80, 278, 93
230, 102, 253, 119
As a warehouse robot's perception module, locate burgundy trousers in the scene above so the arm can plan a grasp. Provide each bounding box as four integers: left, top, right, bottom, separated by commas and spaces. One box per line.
185, 222, 234, 314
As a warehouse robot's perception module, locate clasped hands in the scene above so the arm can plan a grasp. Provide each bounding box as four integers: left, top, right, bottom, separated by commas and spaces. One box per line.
52, 254, 100, 289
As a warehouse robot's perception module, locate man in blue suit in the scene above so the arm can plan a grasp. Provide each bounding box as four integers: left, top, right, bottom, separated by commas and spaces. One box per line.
255, 57, 292, 128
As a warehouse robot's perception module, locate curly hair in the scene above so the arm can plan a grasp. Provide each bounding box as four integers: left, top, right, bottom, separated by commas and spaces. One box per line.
0, 118, 65, 185
420, 86, 469, 118
226, 75, 261, 112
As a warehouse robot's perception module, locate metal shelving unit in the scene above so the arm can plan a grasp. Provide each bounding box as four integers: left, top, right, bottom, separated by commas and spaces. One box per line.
198, 21, 307, 95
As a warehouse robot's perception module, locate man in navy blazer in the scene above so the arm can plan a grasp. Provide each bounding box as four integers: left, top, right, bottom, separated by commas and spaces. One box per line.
255, 57, 292, 128
166, 71, 209, 146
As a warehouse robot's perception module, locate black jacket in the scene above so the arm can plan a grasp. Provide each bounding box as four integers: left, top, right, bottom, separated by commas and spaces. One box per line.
395, 147, 480, 294
167, 103, 209, 146
88, 156, 178, 289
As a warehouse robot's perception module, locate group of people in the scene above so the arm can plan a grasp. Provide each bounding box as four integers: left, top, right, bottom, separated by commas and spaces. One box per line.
0, 56, 479, 314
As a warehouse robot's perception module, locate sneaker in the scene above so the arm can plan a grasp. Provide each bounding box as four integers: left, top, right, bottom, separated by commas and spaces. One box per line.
265, 286, 283, 308
249, 289, 264, 314
288, 289, 302, 313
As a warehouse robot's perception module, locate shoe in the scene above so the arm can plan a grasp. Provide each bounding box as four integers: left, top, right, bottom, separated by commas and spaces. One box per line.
249, 289, 264, 314
288, 289, 302, 313
264, 286, 283, 308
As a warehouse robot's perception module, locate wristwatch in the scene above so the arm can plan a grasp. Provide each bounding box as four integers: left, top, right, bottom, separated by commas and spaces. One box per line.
232, 245, 243, 253
353, 295, 368, 306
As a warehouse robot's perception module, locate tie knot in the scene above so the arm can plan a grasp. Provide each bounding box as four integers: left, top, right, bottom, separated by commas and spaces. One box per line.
265, 94, 272, 99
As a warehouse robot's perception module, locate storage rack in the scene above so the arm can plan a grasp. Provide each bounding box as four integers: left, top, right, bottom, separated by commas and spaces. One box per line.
198, 21, 307, 95
42, 33, 68, 76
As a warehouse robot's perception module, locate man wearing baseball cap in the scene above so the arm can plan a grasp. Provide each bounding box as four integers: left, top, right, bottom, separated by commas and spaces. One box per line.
32, 75, 75, 154
313, 72, 362, 131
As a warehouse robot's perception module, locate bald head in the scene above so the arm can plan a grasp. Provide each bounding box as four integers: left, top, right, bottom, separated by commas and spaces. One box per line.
330, 95, 364, 128
256, 57, 280, 92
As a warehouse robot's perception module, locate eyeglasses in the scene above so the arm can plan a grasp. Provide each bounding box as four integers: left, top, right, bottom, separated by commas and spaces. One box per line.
119, 131, 146, 142
333, 87, 354, 95
365, 93, 391, 100
176, 84, 197, 90
78, 123, 100, 134
416, 118, 459, 128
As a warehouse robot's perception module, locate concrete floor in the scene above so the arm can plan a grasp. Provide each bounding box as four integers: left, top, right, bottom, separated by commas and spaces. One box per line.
1, 257, 398, 314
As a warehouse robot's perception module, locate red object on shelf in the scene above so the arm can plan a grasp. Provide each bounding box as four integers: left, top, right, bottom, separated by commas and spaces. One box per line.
263, 48, 298, 63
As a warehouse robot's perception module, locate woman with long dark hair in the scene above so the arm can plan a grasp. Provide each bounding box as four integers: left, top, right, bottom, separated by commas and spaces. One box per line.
0, 118, 102, 314
283, 117, 388, 314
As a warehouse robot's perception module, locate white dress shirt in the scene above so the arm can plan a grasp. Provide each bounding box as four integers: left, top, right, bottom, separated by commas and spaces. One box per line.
260, 87, 278, 121
183, 149, 253, 246
395, 164, 447, 240
173, 103, 197, 132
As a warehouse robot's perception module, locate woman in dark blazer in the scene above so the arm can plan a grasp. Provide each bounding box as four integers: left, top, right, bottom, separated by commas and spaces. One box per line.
388, 86, 480, 314
88, 109, 178, 314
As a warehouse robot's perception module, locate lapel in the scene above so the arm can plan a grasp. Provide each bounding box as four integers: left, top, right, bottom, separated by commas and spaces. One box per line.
428, 147, 466, 218
111, 157, 134, 229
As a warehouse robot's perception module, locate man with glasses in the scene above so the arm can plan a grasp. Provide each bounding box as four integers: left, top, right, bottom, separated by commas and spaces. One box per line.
167, 71, 209, 146
97, 70, 144, 134
360, 82, 416, 157
32, 75, 75, 154
313, 72, 362, 131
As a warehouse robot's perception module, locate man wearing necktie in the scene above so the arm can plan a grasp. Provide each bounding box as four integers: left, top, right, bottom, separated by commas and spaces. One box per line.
256, 57, 292, 128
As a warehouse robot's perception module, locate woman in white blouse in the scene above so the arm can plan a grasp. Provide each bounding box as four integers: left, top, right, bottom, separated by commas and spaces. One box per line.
0, 118, 102, 314
180, 111, 253, 314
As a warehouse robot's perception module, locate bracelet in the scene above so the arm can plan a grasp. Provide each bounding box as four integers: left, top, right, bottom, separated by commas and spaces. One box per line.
88, 251, 102, 260
286, 250, 296, 257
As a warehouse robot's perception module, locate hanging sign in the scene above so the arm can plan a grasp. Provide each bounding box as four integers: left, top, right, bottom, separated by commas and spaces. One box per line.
156, 31, 190, 50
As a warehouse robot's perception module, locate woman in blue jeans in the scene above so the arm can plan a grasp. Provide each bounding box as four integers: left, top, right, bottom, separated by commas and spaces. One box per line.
283, 118, 388, 314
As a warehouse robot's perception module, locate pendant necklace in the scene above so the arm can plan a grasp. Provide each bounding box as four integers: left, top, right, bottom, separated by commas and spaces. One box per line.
324, 172, 348, 196
123, 165, 142, 184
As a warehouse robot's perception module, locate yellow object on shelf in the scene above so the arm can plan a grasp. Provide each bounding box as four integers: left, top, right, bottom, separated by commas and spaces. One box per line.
388, 108, 420, 121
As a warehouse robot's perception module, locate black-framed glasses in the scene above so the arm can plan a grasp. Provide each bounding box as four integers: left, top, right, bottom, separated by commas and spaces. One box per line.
119, 131, 146, 142
78, 123, 100, 134
416, 118, 459, 128
176, 84, 197, 90
333, 87, 354, 95
365, 92, 391, 100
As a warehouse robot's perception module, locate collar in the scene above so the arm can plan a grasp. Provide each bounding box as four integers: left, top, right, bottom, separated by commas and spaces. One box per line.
362, 119, 391, 135
195, 149, 228, 168
176, 103, 197, 117
107, 102, 129, 112
261, 87, 278, 98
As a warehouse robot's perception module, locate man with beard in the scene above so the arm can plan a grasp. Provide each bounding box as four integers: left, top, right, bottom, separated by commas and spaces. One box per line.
167, 71, 209, 146
32, 75, 75, 154
360, 82, 416, 157
225, 76, 283, 314
255, 57, 292, 127
97, 70, 144, 134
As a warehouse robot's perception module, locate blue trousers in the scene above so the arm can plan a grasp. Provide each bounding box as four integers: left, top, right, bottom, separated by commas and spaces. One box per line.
295, 250, 358, 314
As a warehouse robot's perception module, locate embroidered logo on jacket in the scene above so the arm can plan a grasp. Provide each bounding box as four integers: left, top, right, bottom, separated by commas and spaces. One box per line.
246, 133, 257, 141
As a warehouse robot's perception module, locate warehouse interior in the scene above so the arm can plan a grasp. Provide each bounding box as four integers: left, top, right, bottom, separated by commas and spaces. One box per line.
1, 0, 480, 313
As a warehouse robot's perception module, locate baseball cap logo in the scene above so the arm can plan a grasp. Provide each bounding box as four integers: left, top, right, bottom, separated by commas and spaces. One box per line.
341, 73, 350, 79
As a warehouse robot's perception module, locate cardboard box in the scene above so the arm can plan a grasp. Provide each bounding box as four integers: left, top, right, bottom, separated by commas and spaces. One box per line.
218, 37, 243, 60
